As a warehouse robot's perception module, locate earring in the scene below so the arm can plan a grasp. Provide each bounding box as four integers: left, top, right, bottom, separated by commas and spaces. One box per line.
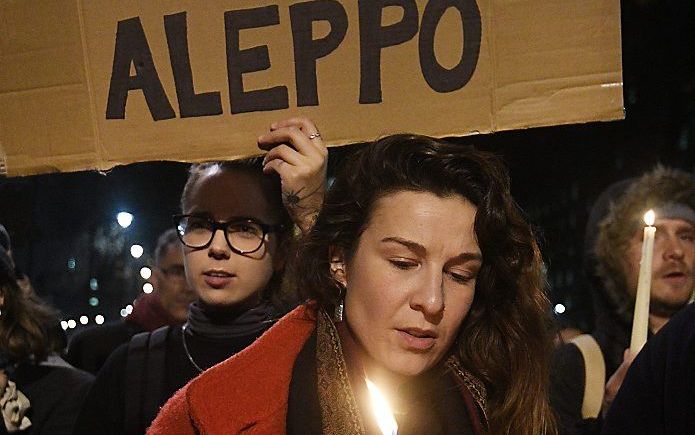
334, 299, 344, 322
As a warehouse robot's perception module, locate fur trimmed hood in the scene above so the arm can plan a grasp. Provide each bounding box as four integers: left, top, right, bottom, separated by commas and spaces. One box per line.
591, 166, 695, 325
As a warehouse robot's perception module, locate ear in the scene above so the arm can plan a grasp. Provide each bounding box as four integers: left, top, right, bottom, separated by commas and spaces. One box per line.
328, 246, 347, 287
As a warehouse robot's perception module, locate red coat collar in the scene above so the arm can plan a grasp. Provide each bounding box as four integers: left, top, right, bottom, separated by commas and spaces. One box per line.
185, 304, 317, 433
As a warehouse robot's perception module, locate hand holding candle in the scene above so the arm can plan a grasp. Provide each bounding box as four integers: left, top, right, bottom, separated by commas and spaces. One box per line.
630, 209, 656, 354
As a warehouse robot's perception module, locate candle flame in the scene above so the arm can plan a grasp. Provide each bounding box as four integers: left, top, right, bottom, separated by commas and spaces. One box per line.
365, 378, 398, 435
643, 209, 655, 226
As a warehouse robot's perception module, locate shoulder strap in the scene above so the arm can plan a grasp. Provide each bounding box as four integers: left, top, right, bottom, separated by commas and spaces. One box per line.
124, 326, 170, 435
125, 331, 150, 435
569, 334, 606, 419
142, 326, 169, 431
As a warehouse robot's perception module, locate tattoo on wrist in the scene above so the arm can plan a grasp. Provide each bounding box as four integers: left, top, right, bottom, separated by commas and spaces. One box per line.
282, 185, 324, 210
284, 190, 302, 206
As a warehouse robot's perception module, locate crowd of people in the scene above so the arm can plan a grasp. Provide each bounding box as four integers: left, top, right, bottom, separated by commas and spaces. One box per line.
0, 116, 693, 434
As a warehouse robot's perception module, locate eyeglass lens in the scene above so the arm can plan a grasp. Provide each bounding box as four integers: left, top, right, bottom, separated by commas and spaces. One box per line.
177, 216, 265, 253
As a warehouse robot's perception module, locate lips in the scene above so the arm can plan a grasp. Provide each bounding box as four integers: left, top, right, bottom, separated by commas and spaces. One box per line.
397, 328, 438, 351
202, 270, 235, 288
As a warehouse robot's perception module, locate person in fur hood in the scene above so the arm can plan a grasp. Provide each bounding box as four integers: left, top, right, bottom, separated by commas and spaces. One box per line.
550, 166, 695, 435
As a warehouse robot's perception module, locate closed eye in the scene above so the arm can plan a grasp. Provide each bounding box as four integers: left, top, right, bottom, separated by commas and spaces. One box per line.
447, 270, 476, 285
389, 259, 418, 270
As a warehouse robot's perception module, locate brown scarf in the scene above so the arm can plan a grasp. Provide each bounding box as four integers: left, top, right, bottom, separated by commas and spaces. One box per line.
314, 310, 488, 435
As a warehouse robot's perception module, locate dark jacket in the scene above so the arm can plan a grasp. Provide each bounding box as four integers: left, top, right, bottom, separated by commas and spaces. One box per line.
72, 317, 267, 434
2, 358, 93, 435
66, 293, 182, 375
601, 303, 695, 435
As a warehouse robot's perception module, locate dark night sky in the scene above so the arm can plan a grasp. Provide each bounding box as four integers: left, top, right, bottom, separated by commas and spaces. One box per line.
1, 0, 693, 333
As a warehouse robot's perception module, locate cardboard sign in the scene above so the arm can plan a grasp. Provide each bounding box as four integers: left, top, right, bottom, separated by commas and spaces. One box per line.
0, 0, 623, 176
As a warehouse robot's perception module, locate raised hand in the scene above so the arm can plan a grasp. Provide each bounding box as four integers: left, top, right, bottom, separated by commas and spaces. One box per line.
258, 117, 327, 234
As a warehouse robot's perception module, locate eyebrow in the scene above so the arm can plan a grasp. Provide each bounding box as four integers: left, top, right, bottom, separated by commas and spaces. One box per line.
381, 237, 483, 262
653, 223, 695, 233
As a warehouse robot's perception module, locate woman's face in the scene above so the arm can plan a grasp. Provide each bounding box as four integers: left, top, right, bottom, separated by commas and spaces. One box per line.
182, 168, 282, 311
337, 191, 480, 377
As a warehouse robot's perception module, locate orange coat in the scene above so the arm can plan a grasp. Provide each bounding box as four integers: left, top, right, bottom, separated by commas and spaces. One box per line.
146, 304, 316, 435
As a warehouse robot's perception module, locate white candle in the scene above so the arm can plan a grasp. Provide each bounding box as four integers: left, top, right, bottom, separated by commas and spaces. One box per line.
630, 210, 656, 354
366, 378, 398, 435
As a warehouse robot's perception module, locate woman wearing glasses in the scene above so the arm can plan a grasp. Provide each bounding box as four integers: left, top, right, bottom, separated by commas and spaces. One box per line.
73, 117, 327, 435
149, 135, 558, 434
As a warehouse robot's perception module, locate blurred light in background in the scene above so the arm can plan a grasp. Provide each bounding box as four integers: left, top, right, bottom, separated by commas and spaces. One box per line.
89, 297, 99, 307
140, 267, 152, 280
67, 319, 77, 329
554, 303, 566, 315
95, 314, 105, 325
130, 244, 144, 259
79, 315, 88, 325
89, 278, 99, 291
117, 212, 133, 229
143, 282, 154, 294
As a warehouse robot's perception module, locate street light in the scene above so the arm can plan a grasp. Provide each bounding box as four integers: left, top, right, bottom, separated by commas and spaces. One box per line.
117, 212, 133, 229
130, 244, 144, 259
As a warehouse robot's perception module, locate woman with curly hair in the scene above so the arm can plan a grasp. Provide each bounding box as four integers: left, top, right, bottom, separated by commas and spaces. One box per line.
149, 134, 557, 435
0, 246, 93, 435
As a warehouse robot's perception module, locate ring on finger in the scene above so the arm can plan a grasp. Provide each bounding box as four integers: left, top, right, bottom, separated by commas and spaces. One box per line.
307, 132, 321, 140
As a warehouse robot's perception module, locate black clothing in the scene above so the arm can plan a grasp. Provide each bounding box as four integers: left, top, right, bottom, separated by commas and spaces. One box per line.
602, 303, 695, 435
550, 308, 634, 435
2, 360, 93, 435
65, 320, 144, 375
72, 302, 274, 435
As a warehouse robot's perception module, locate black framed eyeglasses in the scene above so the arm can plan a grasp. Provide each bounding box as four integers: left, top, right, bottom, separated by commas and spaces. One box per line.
173, 214, 284, 255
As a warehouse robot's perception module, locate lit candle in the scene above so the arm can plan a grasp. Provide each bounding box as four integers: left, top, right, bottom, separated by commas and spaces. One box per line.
630, 209, 656, 354
366, 378, 398, 435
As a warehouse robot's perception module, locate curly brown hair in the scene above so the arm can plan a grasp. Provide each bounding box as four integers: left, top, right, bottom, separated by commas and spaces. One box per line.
292, 135, 557, 434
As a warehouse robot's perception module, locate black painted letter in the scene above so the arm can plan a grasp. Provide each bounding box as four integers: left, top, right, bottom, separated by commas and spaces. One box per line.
106, 17, 175, 120
225, 6, 289, 114
358, 0, 418, 104
164, 12, 222, 118
419, 0, 481, 92
290, 1, 348, 106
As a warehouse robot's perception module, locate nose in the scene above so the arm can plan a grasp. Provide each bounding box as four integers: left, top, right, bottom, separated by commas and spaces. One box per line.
208, 228, 231, 260
409, 267, 445, 322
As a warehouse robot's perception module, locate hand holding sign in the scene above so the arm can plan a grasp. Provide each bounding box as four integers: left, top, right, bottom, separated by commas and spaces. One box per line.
258, 117, 327, 234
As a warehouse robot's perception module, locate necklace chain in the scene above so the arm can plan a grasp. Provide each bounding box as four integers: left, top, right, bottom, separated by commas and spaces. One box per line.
181, 324, 204, 373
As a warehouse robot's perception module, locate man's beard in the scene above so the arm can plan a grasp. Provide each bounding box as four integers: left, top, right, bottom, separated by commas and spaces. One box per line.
650, 296, 691, 318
